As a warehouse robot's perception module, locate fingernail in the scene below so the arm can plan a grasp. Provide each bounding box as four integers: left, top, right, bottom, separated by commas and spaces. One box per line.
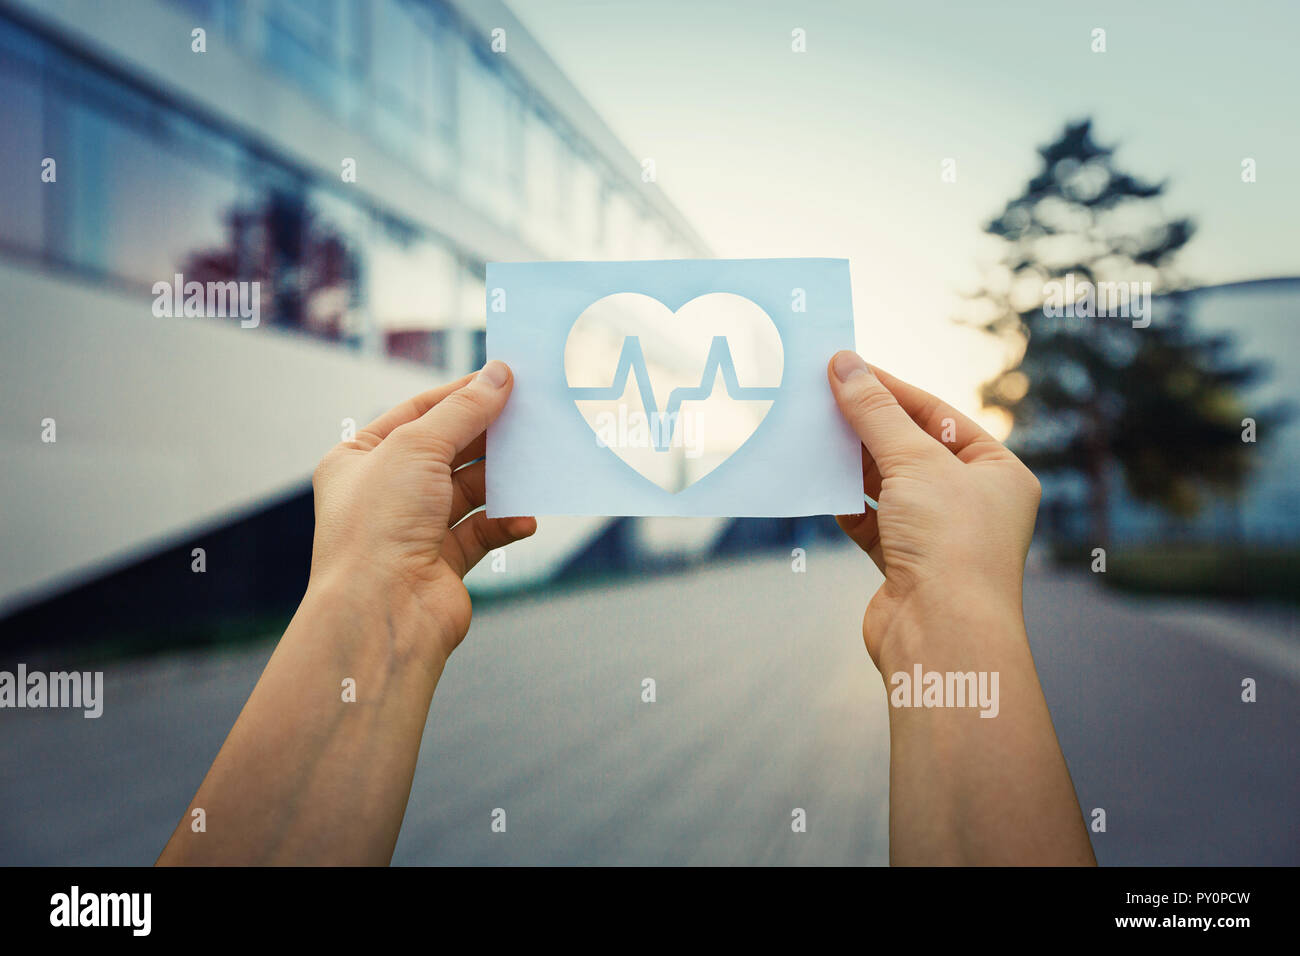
476, 360, 509, 388
833, 351, 870, 382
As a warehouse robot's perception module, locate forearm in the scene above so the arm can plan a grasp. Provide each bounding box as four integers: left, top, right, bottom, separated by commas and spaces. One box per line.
157, 573, 446, 865
876, 589, 1096, 866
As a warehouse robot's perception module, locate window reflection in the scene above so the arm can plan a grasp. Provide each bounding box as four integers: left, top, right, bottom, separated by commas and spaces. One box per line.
368, 218, 457, 367
2, 4, 703, 376
304, 188, 367, 343
60, 82, 240, 288
0, 25, 46, 254
165, 0, 688, 262
179, 180, 363, 341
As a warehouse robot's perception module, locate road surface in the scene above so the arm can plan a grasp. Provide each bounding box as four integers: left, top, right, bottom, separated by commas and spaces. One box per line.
1, 546, 1295, 865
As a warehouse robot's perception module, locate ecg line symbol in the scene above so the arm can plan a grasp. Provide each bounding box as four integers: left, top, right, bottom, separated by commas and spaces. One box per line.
568, 335, 781, 452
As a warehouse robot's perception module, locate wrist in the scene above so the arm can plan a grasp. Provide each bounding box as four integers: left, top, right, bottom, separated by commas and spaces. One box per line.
302, 563, 455, 679
871, 577, 1028, 677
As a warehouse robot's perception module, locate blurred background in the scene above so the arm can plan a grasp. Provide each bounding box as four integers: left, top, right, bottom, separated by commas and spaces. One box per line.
0, 0, 1295, 865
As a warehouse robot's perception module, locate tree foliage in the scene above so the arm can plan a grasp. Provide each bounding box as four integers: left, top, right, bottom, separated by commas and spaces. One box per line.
971, 120, 1270, 540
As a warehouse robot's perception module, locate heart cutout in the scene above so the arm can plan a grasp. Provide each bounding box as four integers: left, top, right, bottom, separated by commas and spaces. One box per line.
564, 292, 784, 492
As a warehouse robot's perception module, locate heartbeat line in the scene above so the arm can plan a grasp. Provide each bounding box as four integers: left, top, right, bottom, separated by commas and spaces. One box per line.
569, 335, 780, 451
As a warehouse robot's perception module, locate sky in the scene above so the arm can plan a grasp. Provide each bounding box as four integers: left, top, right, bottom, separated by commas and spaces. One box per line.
508, 0, 1300, 435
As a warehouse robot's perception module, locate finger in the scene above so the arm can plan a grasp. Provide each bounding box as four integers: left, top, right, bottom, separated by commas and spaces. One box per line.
868, 364, 1009, 463
403, 361, 514, 465
453, 432, 486, 469
449, 460, 486, 526
828, 351, 939, 475
838, 446, 884, 571
443, 513, 538, 578
359, 373, 475, 445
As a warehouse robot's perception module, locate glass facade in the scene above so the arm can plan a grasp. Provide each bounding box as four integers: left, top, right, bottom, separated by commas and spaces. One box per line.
0, 1, 700, 372
0, 24, 47, 254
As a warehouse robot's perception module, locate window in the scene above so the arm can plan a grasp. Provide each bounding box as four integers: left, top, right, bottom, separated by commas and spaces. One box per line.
370, 0, 454, 182
0, 21, 46, 253
301, 187, 366, 345
263, 0, 346, 111
457, 48, 522, 226
56, 72, 240, 289
522, 109, 571, 252
458, 264, 486, 329
368, 218, 458, 366
168, 0, 241, 41
384, 327, 448, 367
470, 328, 487, 370
29, 29, 366, 346
228, 165, 313, 333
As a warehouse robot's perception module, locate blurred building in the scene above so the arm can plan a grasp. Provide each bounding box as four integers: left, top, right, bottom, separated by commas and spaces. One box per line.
0, 0, 745, 636
1039, 276, 1300, 545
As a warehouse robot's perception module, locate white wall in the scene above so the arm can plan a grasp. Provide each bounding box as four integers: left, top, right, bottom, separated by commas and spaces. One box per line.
0, 261, 621, 612
0, 261, 437, 611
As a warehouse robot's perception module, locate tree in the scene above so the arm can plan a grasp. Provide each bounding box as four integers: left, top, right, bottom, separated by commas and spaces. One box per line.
969, 119, 1268, 546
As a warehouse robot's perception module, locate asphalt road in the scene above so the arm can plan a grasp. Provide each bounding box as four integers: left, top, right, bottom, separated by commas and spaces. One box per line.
1, 547, 1295, 865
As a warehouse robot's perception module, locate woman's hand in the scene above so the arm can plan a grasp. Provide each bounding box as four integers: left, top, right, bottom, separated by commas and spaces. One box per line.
160, 363, 535, 865
828, 351, 1042, 667
827, 351, 1042, 665
308, 361, 536, 670
828, 351, 1094, 866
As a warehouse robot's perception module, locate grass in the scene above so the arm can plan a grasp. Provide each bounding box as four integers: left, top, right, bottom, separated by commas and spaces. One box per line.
1054, 541, 1300, 603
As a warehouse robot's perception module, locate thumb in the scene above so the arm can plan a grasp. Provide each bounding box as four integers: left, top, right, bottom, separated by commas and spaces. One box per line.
828, 351, 935, 474
406, 360, 513, 463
